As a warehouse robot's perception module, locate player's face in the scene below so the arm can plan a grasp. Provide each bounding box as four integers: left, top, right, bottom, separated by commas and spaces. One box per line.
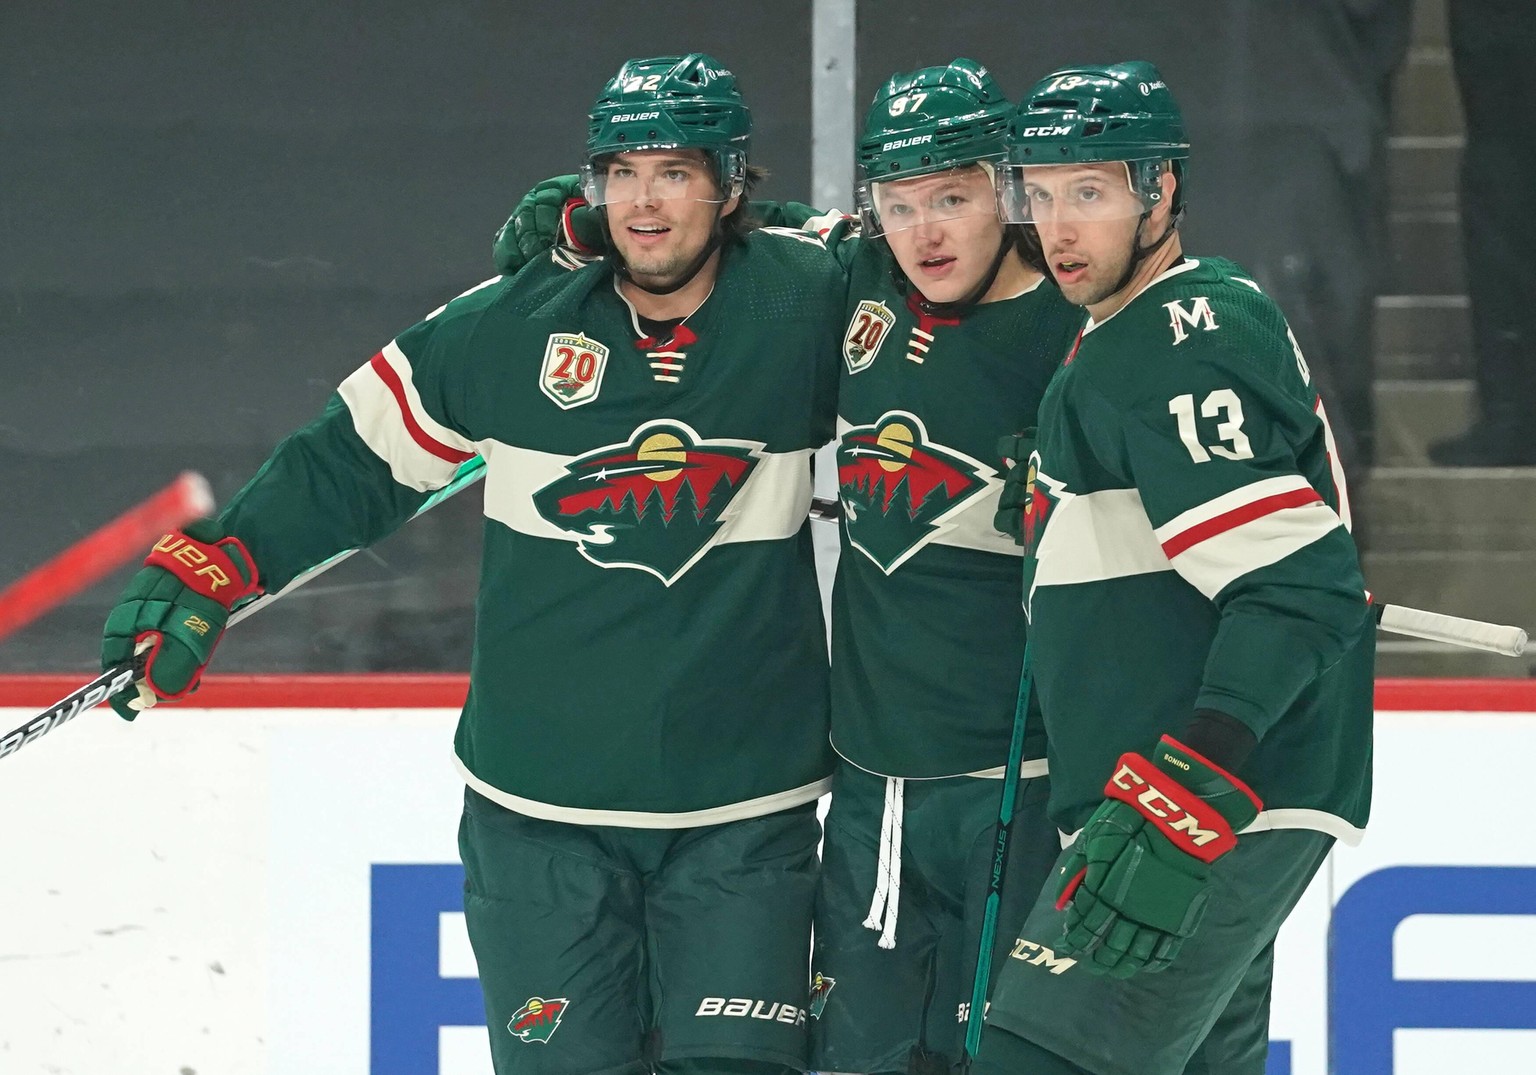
1017, 163, 1147, 307
602, 149, 739, 287
876, 166, 1008, 305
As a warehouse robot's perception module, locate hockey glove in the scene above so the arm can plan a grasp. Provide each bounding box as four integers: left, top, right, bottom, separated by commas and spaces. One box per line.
993, 430, 1037, 545
492, 175, 602, 276
101, 520, 262, 720
1054, 735, 1262, 977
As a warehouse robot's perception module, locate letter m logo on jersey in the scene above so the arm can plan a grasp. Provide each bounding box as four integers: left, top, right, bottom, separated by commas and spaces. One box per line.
838, 411, 992, 573
533, 420, 761, 585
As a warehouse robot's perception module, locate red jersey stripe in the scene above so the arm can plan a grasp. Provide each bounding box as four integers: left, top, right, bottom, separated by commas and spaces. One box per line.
1161, 487, 1324, 560
368, 352, 475, 464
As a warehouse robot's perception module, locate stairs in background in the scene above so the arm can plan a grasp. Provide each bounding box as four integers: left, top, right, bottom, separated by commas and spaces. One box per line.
1369, 0, 1536, 676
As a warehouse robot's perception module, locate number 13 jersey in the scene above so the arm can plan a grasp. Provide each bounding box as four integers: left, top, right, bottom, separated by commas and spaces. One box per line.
1023, 256, 1374, 840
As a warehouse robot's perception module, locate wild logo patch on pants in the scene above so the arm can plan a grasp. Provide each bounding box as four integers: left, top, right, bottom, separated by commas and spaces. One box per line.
808, 971, 836, 1018
508, 996, 568, 1043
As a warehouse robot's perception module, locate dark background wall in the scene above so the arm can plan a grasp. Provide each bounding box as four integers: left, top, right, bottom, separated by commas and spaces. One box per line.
0, 1, 1406, 673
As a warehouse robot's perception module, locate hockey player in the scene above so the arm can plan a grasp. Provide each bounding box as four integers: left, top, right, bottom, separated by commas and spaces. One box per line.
490, 60, 1083, 1075
100, 54, 844, 1075
806, 61, 1080, 1075
976, 63, 1374, 1075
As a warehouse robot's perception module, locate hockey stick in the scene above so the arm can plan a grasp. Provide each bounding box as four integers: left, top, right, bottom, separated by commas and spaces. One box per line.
0, 457, 487, 763
226, 456, 486, 629
1374, 601, 1526, 657
0, 471, 215, 644
963, 638, 1034, 1066
809, 495, 841, 523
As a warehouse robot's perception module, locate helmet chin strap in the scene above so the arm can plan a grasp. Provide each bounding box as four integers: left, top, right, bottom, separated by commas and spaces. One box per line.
604, 204, 729, 297
894, 230, 1015, 319
1106, 208, 1181, 299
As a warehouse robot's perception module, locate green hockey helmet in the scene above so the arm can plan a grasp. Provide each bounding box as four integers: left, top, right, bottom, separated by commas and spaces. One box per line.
855, 59, 1012, 236
997, 60, 1188, 224
583, 53, 752, 206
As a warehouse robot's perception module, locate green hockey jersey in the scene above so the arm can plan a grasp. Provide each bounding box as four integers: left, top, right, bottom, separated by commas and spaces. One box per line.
1022, 257, 1373, 839
821, 227, 1084, 777
219, 231, 845, 826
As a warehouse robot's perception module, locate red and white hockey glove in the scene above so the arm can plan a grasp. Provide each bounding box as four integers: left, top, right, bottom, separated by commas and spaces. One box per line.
100, 520, 262, 720
1054, 735, 1262, 977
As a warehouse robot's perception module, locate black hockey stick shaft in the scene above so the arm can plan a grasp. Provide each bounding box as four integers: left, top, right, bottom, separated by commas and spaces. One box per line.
0, 663, 137, 759
963, 639, 1035, 1064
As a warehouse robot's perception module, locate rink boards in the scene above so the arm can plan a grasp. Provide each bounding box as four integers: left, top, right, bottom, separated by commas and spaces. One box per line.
1, 676, 1533, 1075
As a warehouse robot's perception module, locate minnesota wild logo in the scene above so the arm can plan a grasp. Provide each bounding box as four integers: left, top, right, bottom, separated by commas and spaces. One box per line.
508, 996, 567, 1043
533, 420, 761, 585
808, 972, 836, 1019
838, 411, 993, 573
1021, 452, 1061, 558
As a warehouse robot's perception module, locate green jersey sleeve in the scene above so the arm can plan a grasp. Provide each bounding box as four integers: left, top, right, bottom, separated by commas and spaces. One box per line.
1098, 294, 1370, 741
219, 280, 498, 588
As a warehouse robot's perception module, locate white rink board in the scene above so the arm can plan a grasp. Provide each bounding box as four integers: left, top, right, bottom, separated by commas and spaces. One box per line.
2, 705, 1535, 1075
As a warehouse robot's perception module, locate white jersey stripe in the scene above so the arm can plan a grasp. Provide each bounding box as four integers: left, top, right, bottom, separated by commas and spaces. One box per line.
338, 345, 479, 493
1153, 474, 1316, 545
1032, 484, 1172, 589
376, 342, 478, 457
1166, 499, 1342, 599
1241, 807, 1365, 845
457, 754, 831, 828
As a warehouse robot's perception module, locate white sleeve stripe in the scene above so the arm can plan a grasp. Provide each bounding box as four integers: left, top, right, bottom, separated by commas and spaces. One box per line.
1167, 501, 1342, 599
338, 358, 474, 493
1154, 474, 1315, 543
377, 341, 477, 457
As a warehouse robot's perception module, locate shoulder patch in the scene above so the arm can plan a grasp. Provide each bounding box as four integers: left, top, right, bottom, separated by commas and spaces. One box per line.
843, 300, 896, 373
540, 332, 611, 409
1162, 296, 1220, 345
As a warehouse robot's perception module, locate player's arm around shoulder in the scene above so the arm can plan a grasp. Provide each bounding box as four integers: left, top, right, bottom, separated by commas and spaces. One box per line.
1093, 291, 1371, 740
754, 206, 864, 280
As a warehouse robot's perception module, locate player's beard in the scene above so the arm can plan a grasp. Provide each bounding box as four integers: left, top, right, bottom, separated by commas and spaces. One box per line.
621, 242, 698, 288
1057, 242, 1135, 309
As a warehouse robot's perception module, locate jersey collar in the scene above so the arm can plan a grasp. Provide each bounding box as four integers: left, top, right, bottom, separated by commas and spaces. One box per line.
1081, 257, 1202, 337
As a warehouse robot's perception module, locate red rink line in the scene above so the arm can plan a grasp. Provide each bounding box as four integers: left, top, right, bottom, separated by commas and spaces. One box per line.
0, 675, 1533, 711
1372, 678, 1536, 712
0, 674, 470, 709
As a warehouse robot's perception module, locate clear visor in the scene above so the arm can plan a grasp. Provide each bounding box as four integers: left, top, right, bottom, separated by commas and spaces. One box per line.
857, 163, 999, 237
580, 149, 745, 208
996, 162, 1153, 225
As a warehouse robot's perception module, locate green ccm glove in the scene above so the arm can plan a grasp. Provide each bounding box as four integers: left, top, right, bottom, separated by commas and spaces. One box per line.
100, 520, 262, 720
1053, 734, 1262, 977
993, 430, 1037, 545
492, 175, 603, 276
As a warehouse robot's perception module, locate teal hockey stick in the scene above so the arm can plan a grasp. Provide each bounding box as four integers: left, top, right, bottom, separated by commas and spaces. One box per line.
226, 455, 486, 628
963, 638, 1034, 1065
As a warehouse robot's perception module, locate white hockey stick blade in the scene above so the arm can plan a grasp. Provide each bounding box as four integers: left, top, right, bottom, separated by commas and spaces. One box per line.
1377, 603, 1528, 657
